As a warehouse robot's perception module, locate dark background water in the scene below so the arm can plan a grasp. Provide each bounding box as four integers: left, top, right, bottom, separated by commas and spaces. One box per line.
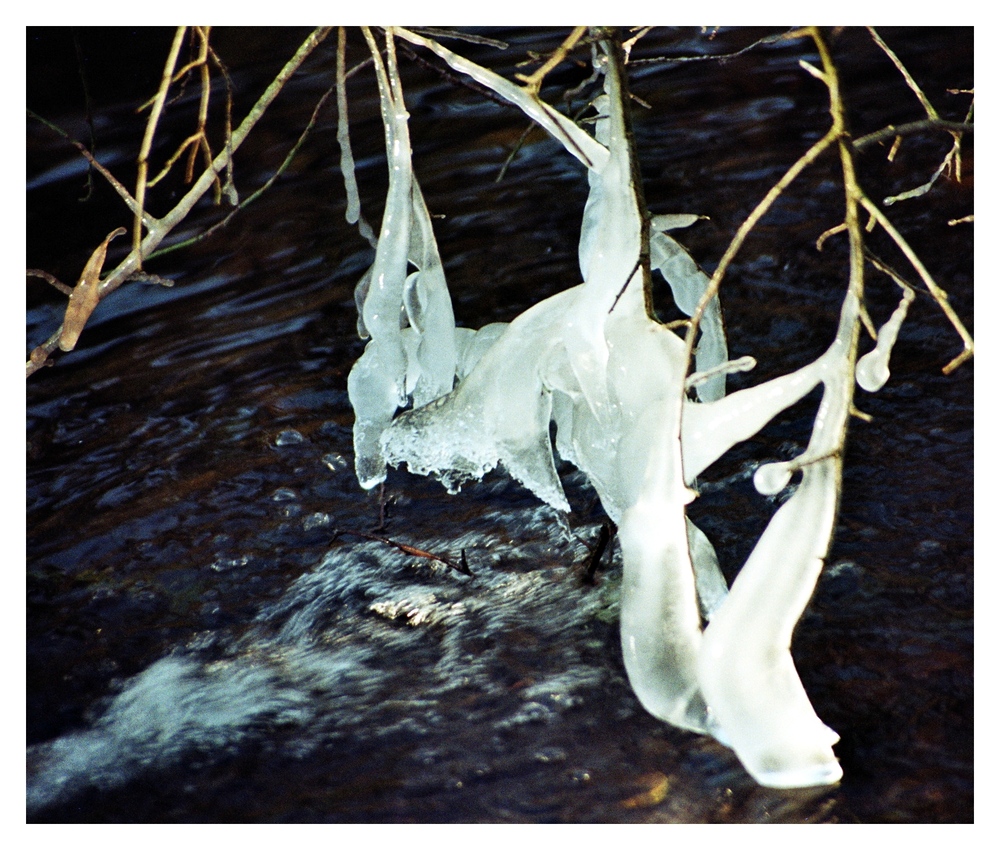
26, 27, 973, 823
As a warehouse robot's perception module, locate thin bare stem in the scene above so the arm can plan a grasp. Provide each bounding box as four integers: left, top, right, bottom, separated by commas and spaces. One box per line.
515, 26, 587, 94
394, 27, 609, 171
630, 28, 804, 67
865, 27, 970, 206
134, 27, 187, 266
27, 109, 151, 226
853, 118, 973, 151
621, 27, 653, 61
26, 269, 72, 296
866, 27, 938, 119
864, 250, 917, 296
858, 195, 973, 373
683, 123, 839, 360
150, 83, 335, 259
28, 27, 331, 376
408, 28, 508, 49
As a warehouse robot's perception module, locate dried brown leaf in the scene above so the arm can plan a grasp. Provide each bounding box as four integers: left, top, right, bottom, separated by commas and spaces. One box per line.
58, 227, 126, 352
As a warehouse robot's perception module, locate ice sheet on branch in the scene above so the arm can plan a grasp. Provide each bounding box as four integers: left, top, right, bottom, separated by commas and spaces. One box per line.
347, 31, 913, 789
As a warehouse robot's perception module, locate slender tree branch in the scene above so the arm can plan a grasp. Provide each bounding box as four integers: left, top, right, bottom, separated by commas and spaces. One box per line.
150, 82, 336, 259
853, 118, 973, 151
858, 194, 973, 373
866, 27, 939, 119
26, 269, 73, 296
27, 27, 332, 377
515, 26, 587, 94
100, 26, 331, 300
27, 109, 152, 226
134, 27, 187, 265
683, 123, 839, 362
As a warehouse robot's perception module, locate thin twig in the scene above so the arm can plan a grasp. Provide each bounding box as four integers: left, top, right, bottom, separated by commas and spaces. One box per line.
621, 27, 654, 62
515, 27, 587, 94
394, 27, 609, 171
495, 121, 537, 182
853, 119, 973, 151
150, 82, 336, 259
27, 27, 332, 377
866, 27, 938, 119
27, 109, 151, 226
333, 529, 472, 576
581, 520, 617, 585
864, 27, 970, 206
72, 30, 97, 201
629, 28, 805, 67
134, 27, 187, 266
26, 269, 73, 296
394, 39, 516, 111
683, 123, 840, 362
858, 194, 973, 373
609, 256, 643, 314
864, 250, 917, 296
408, 28, 508, 49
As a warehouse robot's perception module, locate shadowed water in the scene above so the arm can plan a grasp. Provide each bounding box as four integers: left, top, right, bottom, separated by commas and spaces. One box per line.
27, 27, 972, 822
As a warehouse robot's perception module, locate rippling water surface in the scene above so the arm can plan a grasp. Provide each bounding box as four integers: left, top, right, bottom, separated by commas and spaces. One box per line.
27, 27, 973, 822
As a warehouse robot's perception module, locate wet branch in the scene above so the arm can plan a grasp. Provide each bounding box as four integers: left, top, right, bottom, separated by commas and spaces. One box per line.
333, 529, 472, 576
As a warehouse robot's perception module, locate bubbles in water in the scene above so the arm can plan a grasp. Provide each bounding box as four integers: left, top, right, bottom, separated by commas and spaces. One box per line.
274, 429, 305, 446
302, 512, 332, 531
322, 452, 350, 472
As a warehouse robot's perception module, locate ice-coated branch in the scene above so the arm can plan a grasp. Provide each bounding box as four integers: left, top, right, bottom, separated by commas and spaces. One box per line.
393, 27, 610, 172
346, 26, 969, 790
348, 27, 461, 488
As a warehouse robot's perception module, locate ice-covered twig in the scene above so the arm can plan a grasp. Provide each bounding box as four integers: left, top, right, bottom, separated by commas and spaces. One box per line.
393, 27, 609, 172
348, 27, 970, 790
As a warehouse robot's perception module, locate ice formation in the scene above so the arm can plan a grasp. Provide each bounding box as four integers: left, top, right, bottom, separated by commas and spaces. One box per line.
344, 29, 911, 788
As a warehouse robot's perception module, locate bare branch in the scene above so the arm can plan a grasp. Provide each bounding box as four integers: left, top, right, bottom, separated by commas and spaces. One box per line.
853, 118, 973, 151
134, 27, 187, 265
27, 109, 152, 226
26, 269, 72, 296
515, 26, 587, 94
866, 27, 939, 119
683, 123, 839, 361
27, 27, 332, 377
858, 195, 974, 373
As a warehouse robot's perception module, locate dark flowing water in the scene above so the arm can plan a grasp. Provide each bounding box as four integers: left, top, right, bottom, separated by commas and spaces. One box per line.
26, 27, 973, 823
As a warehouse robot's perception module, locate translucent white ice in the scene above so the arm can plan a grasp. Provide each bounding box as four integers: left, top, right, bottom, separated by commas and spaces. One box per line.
856, 287, 915, 392
347, 31, 908, 789
347, 30, 458, 489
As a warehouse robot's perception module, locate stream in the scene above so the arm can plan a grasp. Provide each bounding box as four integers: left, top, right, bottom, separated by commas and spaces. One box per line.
26, 27, 973, 822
